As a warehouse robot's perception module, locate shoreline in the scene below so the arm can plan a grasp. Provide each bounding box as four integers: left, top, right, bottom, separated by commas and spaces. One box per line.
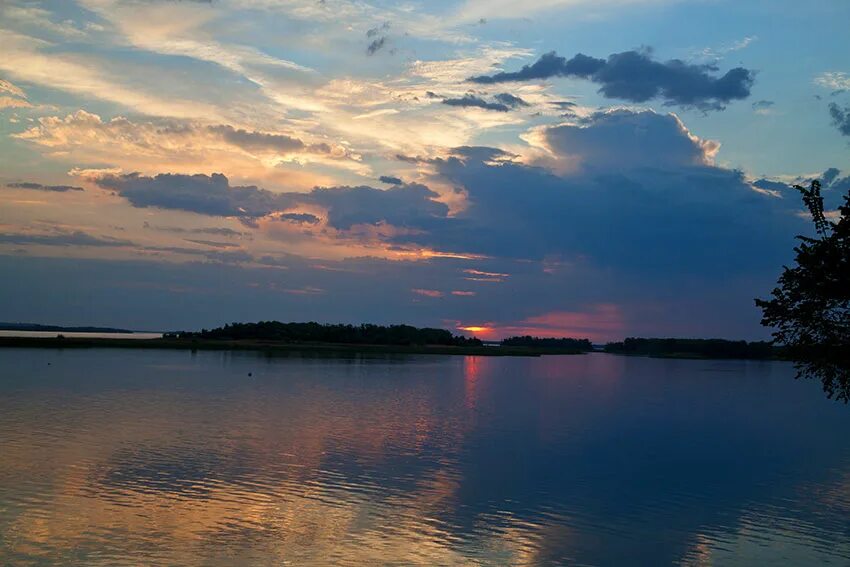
0, 336, 588, 357
0, 336, 790, 361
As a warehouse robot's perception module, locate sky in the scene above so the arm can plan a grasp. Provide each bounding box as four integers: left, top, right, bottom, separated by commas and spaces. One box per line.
1, 0, 849, 340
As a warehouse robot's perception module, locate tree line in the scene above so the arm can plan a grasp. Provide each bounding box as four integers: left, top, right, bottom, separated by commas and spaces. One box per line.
501, 336, 593, 351
604, 338, 777, 359
167, 321, 483, 347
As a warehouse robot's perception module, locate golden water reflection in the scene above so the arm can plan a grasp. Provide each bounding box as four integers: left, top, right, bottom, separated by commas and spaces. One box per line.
0, 350, 848, 565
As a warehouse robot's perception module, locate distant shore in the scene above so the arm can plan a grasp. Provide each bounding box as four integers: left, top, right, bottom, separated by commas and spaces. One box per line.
0, 336, 589, 357
0, 335, 789, 361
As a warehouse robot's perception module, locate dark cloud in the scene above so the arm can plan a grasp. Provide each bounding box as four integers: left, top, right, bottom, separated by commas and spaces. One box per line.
442, 94, 510, 112
470, 49, 754, 111
183, 239, 235, 248
823, 169, 850, 196
309, 183, 448, 230
493, 93, 529, 108
0, 230, 133, 247
751, 178, 789, 194
829, 102, 850, 136
542, 109, 716, 170
751, 100, 774, 110
366, 22, 390, 38
7, 182, 84, 192
93, 173, 448, 232
387, 110, 804, 278
367, 36, 387, 55
379, 175, 403, 185
143, 223, 247, 238
471, 51, 603, 83
207, 125, 338, 155
208, 125, 305, 152
822, 167, 841, 187
95, 173, 290, 218
278, 212, 321, 225
550, 101, 577, 110
441, 92, 528, 112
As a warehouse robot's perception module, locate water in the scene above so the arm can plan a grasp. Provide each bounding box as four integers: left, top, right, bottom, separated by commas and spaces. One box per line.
0, 349, 848, 566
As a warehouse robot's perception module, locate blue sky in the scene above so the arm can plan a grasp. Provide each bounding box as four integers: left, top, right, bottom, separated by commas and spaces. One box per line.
1, 0, 849, 339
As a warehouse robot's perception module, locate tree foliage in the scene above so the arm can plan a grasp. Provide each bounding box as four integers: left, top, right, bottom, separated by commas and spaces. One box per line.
756, 180, 850, 401
171, 321, 482, 347
603, 338, 776, 359
501, 336, 593, 351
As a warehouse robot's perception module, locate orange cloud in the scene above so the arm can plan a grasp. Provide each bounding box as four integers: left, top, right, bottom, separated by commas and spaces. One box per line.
412, 288, 443, 298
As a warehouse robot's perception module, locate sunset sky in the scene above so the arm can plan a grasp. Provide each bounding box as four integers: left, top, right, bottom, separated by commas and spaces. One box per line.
1, 0, 849, 339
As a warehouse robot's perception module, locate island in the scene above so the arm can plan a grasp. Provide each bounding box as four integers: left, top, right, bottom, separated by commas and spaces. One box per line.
0, 321, 591, 357
0, 322, 136, 334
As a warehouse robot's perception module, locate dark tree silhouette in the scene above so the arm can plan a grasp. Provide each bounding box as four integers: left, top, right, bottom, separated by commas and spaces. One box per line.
501, 336, 593, 351
170, 321, 482, 347
756, 180, 850, 401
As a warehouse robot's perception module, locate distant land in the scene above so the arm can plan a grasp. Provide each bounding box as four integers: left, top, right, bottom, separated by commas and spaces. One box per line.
605, 338, 782, 360
0, 321, 786, 360
0, 322, 136, 334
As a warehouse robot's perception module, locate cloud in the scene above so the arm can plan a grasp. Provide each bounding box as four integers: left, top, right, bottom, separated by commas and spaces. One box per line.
692, 36, 757, 63
828, 103, 850, 137
0, 77, 31, 109
538, 109, 719, 170
17, 111, 347, 159
441, 92, 529, 112
6, 182, 84, 192
87, 172, 450, 233
470, 49, 754, 110
412, 288, 443, 298
493, 93, 529, 108
14, 111, 359, 185
379, 175, 403, 185
182, 239, 236, 249
0, 30, 224, 120
308, 183, 448, 230
443, 94, 511, 112
367, 36, 387, 55
401, 110, 804, 278
822, 167, 841, 186
815, 72, 850, 91
208, 125, 306, 153
143, 223, 248, 238
0, 78, 27, 99
0, 96, 32, 109
366, 22, 390, 38
277, 212, 321, 225
93, 172, 290, 219
751, 100, 774, 114
0, 230, 133, 248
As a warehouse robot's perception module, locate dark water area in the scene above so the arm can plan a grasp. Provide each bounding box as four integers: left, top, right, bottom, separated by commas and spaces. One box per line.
0, 349, 848, 565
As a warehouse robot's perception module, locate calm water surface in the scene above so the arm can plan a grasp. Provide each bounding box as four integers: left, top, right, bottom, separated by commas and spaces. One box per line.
0, 349, 848, 566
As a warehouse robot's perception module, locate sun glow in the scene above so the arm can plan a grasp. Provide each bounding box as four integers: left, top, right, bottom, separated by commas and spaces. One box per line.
458, 325, 493, 334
